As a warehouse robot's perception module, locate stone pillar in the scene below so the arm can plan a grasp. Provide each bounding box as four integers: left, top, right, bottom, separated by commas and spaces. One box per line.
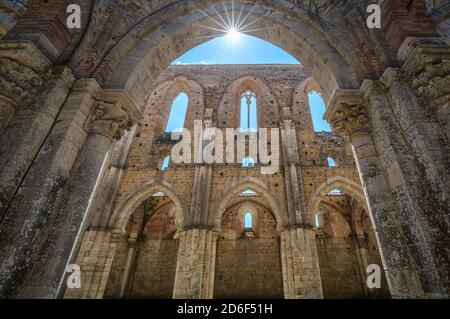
0, 41, 75, 217
89, 127, 137, 228
118, 238, 137, 299
280, 120, 306, 224
173, 229, 218, 299
325, 87, 449, 297
0, 89, 140, 298
279, 117, 323, 299
367, 74, 449, 296
352, 234, 371, 297
280, 227, 323, 299
0, 78, 98, 298
64, 229, 116, 299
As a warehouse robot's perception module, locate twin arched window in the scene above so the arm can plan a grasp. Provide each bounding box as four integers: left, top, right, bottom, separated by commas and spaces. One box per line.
240, 89, 257, 131
165, 89, 257, 132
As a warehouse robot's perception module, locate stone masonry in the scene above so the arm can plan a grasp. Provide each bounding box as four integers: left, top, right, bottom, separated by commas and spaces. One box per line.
0, 0, 448, 299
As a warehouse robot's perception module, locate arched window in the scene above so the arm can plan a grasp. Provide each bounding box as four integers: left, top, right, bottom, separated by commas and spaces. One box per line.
244, 212, 253, 229
160, 156, 170, 170
242, 157, 255, 167
166, 92, 189, 132
240, 89, 257, 131
308, 91, 331, 132
315, 212, 320, 228
327, 156, 337, 167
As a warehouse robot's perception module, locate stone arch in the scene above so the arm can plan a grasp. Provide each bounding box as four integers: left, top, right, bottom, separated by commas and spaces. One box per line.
210, 176, 285, 230
86, 1, 382, 107
217, 75, 280, 129
308, 176, 367, 224
110, 180, 187, 231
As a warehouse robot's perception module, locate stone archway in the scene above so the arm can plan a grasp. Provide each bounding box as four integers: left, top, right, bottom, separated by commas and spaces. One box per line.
0, 0, 448, 300
308, 176, 368, 225
110, 180, 187, 231
105, 183, 185, 299
311, 177, 390, 298
90, 0, 372, 108
210, 176, 286, 230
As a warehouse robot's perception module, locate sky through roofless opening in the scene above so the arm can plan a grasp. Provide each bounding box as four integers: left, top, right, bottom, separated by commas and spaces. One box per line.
170, 34, 330, 134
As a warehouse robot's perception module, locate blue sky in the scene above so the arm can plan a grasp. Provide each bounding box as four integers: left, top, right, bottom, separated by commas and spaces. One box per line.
170, 34, 331, 132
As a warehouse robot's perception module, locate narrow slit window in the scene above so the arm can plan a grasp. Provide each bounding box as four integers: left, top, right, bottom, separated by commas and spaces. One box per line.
244, 212, 253, 229
160, 156, 170, 170
327, 156, 337, 167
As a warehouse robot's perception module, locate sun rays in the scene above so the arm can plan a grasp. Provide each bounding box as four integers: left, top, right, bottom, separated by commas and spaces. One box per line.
191, 0, 275, 43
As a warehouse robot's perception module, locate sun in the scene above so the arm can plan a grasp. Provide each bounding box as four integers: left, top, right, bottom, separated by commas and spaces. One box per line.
226, 27, 241, 41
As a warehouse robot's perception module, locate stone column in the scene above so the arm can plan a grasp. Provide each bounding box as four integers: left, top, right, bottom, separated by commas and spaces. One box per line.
63, 229, 116, 299
352, 234, 371, 297
280, 227, 323, 299
280, 120, 306, 224
0, 78, 98, 298
173, 229, 218, 299
325, 88, 449, 298
0, 41, 75, 217
0, 90, 140, 298
279, 117, 323, 298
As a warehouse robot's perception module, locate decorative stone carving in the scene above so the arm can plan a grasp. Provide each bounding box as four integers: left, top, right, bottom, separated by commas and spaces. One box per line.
88, 90, 142, 140
89, 100, 132, 140
0, 41, 51, 131
324, 90, 368, 138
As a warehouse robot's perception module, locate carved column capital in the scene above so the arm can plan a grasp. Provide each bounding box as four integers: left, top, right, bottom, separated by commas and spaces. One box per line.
324, 90, 369, 138
88, 90, 142, 141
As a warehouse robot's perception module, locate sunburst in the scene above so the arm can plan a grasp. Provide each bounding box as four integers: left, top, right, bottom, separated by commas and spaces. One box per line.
191, 1, 274, 43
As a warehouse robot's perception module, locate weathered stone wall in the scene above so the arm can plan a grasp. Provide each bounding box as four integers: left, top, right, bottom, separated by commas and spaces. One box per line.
214, 203, 283, 299
104, 239, 179, 299
92, 64, 379, 299
316, 236, 364, 298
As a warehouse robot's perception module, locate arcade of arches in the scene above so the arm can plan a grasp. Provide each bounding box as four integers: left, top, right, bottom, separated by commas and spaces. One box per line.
0, 0, 449, 299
